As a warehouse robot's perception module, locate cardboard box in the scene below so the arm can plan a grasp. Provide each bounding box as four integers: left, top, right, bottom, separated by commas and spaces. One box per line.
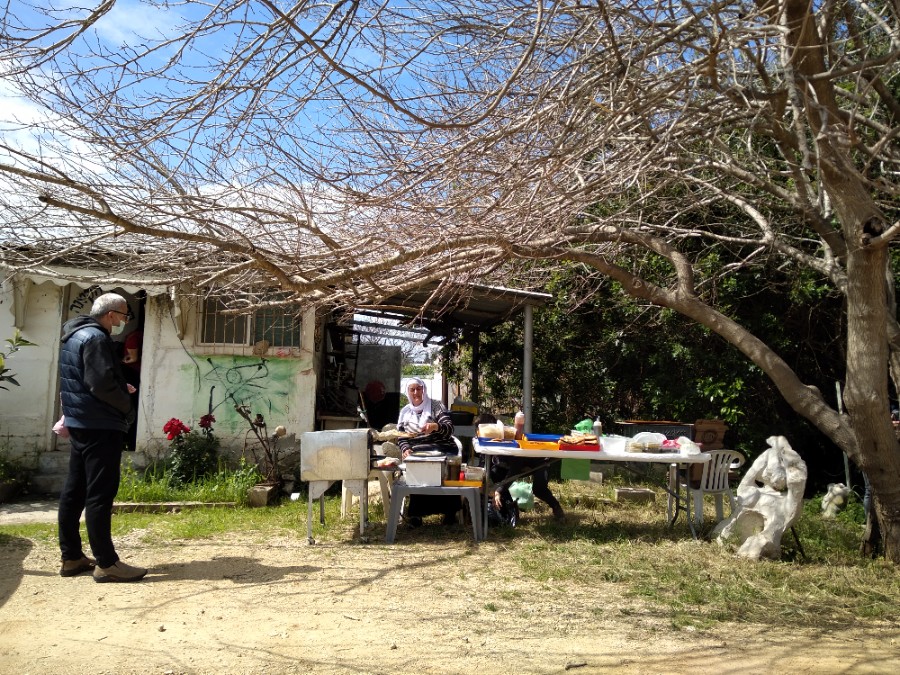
693, 419, 728, 450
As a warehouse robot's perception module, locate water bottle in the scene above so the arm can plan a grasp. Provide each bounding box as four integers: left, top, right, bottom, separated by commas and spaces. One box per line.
592, 416, 603, 438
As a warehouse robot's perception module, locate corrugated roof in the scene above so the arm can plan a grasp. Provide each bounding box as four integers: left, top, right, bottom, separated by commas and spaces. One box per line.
353, 281, 551, 340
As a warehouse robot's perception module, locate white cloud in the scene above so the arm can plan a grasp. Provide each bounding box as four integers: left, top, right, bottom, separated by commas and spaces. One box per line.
93, 0, 182, 47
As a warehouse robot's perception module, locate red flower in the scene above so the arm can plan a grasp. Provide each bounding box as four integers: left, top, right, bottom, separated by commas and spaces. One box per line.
163, 418, 190, 440
199, 414, 216, 429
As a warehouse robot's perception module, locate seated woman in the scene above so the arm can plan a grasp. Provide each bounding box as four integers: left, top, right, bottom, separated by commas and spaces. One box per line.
397, 377, 460, 526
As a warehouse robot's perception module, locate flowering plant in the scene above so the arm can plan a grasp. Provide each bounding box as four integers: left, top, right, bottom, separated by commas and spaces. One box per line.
164, 415, 219, 485
163, 418, 191, 440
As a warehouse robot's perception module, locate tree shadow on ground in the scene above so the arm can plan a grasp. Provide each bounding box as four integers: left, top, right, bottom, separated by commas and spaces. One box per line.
0, 535, 34, 609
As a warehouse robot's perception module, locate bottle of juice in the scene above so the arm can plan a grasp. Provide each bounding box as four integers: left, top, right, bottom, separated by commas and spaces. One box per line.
514, 411, 526, 440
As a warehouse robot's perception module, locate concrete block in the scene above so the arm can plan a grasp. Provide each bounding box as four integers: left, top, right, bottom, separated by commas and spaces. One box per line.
248, 484, 278, 507
615, 487, 656, 504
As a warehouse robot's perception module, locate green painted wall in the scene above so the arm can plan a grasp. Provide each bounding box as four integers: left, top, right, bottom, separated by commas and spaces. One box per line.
180, 355, 299, 436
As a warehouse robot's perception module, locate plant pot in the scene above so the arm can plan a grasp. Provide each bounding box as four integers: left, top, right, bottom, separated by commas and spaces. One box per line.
248, 483, 280, 507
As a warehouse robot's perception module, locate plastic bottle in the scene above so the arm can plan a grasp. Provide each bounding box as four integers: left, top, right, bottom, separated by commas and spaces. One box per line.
514, 411, 526, 440
593, 416, 603, 438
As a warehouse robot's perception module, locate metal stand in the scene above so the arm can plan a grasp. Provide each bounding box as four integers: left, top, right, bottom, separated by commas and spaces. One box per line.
306, 479, 368, 544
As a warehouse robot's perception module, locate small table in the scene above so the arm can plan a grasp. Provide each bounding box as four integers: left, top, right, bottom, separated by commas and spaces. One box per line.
473, 439, 711, 539
384, 480, 483, 544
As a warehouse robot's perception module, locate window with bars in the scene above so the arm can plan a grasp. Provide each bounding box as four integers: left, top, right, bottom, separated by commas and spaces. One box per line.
200, 298, 302, 348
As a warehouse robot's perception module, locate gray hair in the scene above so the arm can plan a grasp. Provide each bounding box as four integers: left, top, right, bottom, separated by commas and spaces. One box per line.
90, 293, 128, 318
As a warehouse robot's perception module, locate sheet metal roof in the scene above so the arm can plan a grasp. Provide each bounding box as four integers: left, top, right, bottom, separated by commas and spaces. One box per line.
353, 281, 552, 340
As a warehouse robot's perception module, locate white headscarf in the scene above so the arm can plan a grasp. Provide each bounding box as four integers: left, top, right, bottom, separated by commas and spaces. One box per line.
399, 377, 433, 431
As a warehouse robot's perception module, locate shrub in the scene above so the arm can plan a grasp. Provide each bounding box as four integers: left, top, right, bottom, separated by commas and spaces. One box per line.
164, 415, 220, 485
0, 451, 28, 483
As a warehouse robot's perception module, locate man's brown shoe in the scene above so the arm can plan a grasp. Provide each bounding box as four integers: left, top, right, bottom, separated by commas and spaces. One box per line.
59, 556, 96, 577
92, 560, 148, 583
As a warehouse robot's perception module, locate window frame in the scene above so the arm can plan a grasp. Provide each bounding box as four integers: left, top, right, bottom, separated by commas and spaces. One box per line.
198, 295, 302, 349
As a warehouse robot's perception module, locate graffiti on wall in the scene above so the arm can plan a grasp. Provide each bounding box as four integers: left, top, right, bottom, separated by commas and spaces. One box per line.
67, 285, 136, 324
68, 285, 103, 315
191, 355, 295, 433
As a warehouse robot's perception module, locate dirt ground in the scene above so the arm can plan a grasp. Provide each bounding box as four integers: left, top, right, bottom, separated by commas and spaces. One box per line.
1, 515, 898, 675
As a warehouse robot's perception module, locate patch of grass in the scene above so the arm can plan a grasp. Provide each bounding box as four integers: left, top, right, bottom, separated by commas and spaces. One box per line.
0, 523, 57, 544
504, 479, 900, 631
3, 473, 897, 634
116, 458, 262, 505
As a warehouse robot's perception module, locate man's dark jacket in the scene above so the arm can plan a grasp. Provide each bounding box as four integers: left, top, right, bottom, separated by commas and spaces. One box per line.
59, 315, 133, 431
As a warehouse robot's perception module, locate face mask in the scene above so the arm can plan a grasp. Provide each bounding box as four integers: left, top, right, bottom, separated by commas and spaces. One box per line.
111, 319, 127, 336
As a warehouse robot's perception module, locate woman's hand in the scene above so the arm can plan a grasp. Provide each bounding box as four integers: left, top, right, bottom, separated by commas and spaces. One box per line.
422, 421, 438, 434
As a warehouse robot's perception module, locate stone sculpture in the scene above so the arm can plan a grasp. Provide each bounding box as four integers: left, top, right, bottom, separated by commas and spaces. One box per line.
712, 435, 807, 560
821, 482, 851, 518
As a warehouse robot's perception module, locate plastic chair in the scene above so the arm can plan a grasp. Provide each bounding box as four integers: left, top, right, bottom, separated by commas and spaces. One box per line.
340, 469, 394, 519
690, 449, 745, 526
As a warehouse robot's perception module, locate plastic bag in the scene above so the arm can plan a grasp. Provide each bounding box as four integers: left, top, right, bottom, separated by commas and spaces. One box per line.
574, 418, 593, 433
487, 490, 519, 527
52, 415, 70, 438
509, 480, 535, 511
677, 436, 701, 455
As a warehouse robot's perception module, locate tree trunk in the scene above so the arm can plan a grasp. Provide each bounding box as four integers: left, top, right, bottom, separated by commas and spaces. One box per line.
781, 0, 900, 562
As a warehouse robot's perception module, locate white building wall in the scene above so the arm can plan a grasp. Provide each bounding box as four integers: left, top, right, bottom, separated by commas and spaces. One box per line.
0, 280, 65, 462
129, 296, 319, 461
1, 278, 319, 466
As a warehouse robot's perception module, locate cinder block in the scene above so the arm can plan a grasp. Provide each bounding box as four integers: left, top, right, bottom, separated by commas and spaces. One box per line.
248, 484, 278, 507
615, 487, 656, 504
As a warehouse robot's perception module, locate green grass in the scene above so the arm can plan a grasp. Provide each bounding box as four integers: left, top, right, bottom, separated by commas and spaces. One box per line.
497, 480, 900, 630
2, 474, 897, 633
116, 457, 262, 505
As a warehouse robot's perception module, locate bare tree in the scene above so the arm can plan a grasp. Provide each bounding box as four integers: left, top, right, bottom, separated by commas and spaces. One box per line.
1, 1, 898, 558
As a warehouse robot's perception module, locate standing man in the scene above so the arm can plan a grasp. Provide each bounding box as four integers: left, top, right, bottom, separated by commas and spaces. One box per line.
58, 292, 147, 582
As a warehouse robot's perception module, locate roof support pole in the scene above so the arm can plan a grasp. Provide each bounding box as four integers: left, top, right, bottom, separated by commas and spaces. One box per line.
471, 331, 480, 403
523, 303, 534, 433
441, 344, 450, 406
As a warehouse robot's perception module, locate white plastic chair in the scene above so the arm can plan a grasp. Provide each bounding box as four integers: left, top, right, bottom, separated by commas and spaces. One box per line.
690, 449, 745, 526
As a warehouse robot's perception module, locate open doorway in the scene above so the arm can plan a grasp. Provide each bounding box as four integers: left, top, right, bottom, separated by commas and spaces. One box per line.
57, 285, 146, 452
118, 290, 146, 452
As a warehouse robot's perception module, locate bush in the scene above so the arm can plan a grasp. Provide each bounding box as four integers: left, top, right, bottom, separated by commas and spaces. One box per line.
0, 451, 28, 483
164, 416, 220, 485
